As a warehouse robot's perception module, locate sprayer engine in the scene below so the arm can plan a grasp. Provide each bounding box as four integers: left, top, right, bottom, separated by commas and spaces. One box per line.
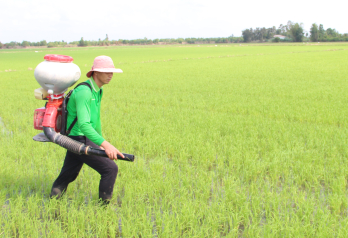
33, 54, 81, 139
33, 95, 63, 133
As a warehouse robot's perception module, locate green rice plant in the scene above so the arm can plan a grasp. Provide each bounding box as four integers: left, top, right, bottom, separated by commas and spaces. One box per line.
1, 42, 348, 237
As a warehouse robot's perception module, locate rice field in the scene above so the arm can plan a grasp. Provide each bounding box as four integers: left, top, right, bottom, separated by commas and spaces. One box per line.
1, 42, 348, 237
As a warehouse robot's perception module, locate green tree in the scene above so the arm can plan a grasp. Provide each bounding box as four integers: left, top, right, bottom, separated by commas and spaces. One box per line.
22, 41, 30, 47
273, 37, 280, 42
0, 42, 2, 49
40, 40, 47, 46
78, 37, 87, 47
319, 24, 325, 39
47, 42, 57, 48
7, 41, 19, 48
289, 22, 304, 42
104, 34, 110, 45
265, 27, 276, 40
326, 28, 337, 36
242, 29, 253, 42
254, 27, 266, 42
310, 23, 319, 42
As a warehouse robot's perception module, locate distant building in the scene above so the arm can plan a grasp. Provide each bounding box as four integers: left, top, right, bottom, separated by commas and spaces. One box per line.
273, 35, 287, 39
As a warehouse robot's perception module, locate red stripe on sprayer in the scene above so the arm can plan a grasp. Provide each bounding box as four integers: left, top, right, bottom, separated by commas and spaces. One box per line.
44, 54, 73, 63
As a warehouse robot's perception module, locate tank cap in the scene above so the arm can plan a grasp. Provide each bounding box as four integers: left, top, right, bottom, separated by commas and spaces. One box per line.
44, 54, 73, 63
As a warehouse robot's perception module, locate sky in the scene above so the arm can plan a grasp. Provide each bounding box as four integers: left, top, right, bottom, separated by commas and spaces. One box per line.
0, 0, 346, 43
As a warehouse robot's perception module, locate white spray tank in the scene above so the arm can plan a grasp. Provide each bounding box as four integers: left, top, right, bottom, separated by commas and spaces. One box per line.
34, 54, 81, 99
33, 54, 81, 134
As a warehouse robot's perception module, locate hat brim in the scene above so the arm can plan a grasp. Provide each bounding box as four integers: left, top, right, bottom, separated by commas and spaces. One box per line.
86, 68, 123, 78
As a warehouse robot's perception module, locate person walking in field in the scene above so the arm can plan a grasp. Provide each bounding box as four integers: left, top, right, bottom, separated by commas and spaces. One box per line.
50, 56, 125, 204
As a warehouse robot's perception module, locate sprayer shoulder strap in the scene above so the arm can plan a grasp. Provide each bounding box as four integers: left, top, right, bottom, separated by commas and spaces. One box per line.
66, 82, 93, 136
66, 82, 103, 136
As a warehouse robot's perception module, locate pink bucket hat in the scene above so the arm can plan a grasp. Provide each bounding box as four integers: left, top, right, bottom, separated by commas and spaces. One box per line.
86, 56, 123, 78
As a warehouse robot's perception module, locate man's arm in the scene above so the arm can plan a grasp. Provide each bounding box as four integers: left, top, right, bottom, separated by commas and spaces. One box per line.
75, 88, 124, 160
75, 88, 105, 145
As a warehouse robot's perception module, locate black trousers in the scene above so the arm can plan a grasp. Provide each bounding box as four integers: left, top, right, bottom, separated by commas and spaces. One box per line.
50, 136, 118, 202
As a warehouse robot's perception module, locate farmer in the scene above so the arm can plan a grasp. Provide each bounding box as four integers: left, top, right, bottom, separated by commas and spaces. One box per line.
50, 56, 124, 204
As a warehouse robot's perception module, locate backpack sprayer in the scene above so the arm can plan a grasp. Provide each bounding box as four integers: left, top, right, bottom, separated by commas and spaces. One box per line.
32, 54, 134, 162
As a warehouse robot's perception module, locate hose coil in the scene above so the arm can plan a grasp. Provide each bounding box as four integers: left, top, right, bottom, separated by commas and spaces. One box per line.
55, 135, 85, 154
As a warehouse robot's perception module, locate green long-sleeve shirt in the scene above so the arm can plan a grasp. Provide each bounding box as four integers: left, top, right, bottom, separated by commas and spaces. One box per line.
66, 77, 105, 146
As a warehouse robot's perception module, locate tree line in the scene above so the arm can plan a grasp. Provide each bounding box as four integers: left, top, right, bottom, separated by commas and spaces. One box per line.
242, 21, 348, 43
309, 24, 344, 42
0, 35, 243, 49
0, 40, 67, 49
1, 23, 347, 49
75, 35, 244, 46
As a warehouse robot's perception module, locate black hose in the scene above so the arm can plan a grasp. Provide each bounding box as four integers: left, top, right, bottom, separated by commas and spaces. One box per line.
43, 127, 134, 162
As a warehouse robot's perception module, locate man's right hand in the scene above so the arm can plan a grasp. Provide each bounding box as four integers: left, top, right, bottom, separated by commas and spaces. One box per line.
100, 141, 125, 160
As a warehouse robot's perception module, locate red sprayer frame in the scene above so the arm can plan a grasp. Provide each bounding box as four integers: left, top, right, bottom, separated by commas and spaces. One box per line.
34, 94, 64, 133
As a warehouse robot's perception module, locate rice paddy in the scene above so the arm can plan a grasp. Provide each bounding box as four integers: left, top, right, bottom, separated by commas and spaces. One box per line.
1, 42, 348, 237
